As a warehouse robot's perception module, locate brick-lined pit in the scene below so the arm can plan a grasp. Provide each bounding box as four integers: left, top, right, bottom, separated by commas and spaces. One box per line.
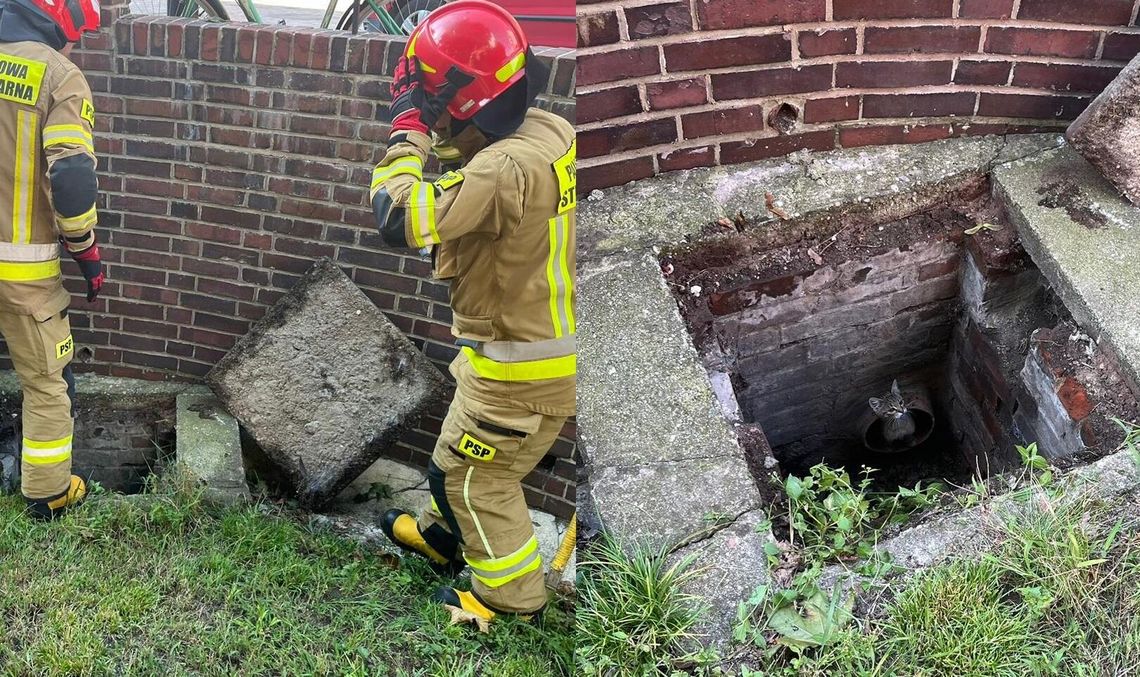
4, 0, 578, 518
665, 179, 1139, 489
576, 0, 1140, 192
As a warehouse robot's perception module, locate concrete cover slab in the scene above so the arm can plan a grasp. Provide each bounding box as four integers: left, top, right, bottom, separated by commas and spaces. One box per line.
993, 145, 1140, 390
578, 134, 1063, 260
176, 392, 250, 506
1067, 53, 1140, 205
206, 258, 447, 507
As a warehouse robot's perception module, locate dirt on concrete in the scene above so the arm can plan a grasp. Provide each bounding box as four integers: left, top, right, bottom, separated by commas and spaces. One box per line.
1036, 179, 1108, 229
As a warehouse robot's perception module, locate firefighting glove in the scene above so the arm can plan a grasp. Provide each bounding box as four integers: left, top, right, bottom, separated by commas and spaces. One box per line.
389, 57, 474, 137
65, 240, 105, 302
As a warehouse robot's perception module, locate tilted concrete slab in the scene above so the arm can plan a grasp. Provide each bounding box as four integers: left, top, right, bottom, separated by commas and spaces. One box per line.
1067, 53, 1140, 206
176, 392, 249, 507
579, 134, 1063, 260
206, 258, 447, 507
993, 145, 1140, 391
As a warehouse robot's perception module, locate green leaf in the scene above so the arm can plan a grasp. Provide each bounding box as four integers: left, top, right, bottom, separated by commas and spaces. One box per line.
836, 515, 852, 532
763, 541, 781, 557
1077, 558, 1108, 568
785, 475, 804, 500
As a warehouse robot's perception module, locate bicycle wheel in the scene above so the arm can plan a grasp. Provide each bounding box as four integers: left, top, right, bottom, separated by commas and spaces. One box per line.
338, 0, 442, 34
129, 0, 227, 18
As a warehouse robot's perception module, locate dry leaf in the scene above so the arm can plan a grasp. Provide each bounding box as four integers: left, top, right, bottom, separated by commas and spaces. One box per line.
765, 191, 790, 220
717, 217, 733, 228
445, 605, 491, 633
807, 247, 824, 266
964, 223, 1003, 236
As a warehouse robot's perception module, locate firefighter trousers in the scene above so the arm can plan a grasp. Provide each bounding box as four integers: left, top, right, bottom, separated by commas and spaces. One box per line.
0, 308, 75, 500
417, 387, 566, 614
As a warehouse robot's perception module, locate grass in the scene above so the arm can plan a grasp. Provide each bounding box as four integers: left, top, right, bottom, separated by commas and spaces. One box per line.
0, 485, 574, 676
575, 535, 717, 677
750, 492, 1140, 676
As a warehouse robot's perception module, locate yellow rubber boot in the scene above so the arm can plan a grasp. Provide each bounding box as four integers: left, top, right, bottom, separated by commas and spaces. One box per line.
433, 586, 543, 625
26, 475, 86, 521
380, 509, 464, 576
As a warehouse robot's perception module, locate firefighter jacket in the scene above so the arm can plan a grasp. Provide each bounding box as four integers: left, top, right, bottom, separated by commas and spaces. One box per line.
0, 12, 99, 318
372, 108, 576, 417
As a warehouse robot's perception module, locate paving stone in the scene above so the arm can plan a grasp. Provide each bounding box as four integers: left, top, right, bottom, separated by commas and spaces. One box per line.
1067, 53, 1140, 205
206, 258, 447, 507
176, 392, 249, 507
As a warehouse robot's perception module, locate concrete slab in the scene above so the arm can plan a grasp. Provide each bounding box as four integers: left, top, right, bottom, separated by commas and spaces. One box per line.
176, 392, 250, 507
588, 456, 762, 552
1067, 53, 1140, 205
578, 252, 748, 470
669, 508, 773, 648
993, 144, 1140, 391
206, 258, 447, 507
578, 134, 1064, 260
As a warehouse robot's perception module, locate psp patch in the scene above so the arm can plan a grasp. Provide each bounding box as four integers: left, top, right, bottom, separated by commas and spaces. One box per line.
457, 432, 497, 462
55, 335, 73, 360
81, 99, 95, 127
0, 54, 45, 106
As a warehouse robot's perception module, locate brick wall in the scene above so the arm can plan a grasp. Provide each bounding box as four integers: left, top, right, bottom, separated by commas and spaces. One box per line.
577, 0, 1140, 192
43, 0, 578, 518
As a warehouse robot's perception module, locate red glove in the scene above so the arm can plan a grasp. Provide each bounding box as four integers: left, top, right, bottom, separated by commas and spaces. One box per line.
69, 243, 104, 302
389, 55, 430, 135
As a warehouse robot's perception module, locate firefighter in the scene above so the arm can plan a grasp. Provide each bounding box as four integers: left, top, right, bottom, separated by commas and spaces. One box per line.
0, 0, 104, 520
370, 0, 575, 622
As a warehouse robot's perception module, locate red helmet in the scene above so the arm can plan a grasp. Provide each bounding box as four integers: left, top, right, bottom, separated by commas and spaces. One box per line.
26, 0, 101, 42
405, 0, 529, 120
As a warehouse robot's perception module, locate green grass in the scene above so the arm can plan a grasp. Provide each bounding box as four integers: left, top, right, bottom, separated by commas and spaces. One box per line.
750, 493, 1140, 676
575, 535, 717, 677
0, 487, 574, 676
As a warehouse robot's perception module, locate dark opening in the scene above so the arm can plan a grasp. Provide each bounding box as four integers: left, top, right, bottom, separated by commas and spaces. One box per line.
768, 103, 800, 135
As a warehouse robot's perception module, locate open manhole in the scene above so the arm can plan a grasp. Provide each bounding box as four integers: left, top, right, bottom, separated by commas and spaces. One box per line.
0, 379, 177, 495
663, 176, 1140, 494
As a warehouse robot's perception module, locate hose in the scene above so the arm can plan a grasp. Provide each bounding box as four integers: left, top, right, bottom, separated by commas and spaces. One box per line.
551, 512, 576, 573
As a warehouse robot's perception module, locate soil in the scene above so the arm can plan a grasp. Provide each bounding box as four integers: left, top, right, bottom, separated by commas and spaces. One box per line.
1036, 178, 1108, 229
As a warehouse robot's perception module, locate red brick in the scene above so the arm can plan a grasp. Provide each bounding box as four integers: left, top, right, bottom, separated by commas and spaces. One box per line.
659, 146, 715, 171
834, 0, 952, 19
647, 77, 707, 110
720, 130, 834, 164
578, 47, 659, 87
804, 96, 860, 123
1017, 0, 1133, 25
863, 92, 976, 118
625, 3, 692, 39
579, 119, 676, 158
664, 34, 791, 72
1056, 377, 1094, 420
580, 156, 656, 193
577, 11, 620, 47
682, 106, 765, 138
1103, 32, 1140, 61
864, 26, 981, 54
985, 28, 1100, 59
839, 124, 954, 147
977, 93, 1090, 119
1012, 63, 1124, 93
836, 61, 953, 88
798, 28, 856, 58
576, 86, 642, 124
955, 60, 1012, 85
959, 0, 1014, 18
712, 64, 833, 100
696, 0, 825, 30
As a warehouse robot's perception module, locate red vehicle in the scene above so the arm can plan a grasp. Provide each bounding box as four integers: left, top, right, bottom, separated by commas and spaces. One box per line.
492, 0, 576, 48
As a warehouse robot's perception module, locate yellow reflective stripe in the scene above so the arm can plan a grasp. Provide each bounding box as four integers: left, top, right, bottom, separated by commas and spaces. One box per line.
545, 215, 573, 338
409, 182, 440, 247
466, 537, 542, 589
462, 346, 576, 382
495, 51, 526, 83
13, 110, 36, 244
57, 205, 98, 233
43, 136, 94, 154
464, 467, 494, 558
23, 435, 73, 465
371, 158, 423, 190
0, 259, 61, 281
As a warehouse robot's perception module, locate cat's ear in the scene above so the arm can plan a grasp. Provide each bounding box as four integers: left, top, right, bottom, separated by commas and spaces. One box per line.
891, 380, 902, 398
869, 397, 887, 415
